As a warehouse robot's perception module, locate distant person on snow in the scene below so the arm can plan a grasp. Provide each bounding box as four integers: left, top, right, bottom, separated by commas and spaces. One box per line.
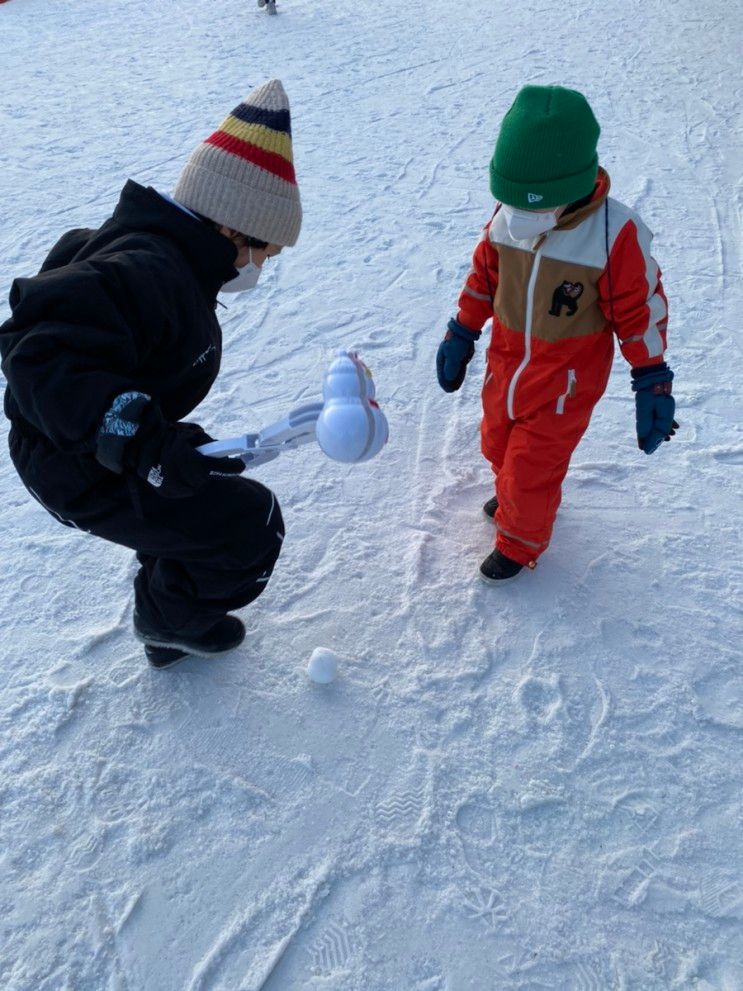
257, 0, 278, 14
437, 85, 676, 582
0, 80, 302, 667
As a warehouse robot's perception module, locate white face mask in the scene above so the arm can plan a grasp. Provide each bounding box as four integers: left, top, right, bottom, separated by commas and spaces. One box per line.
221, 248, 262, 293
501, 204, 561, 241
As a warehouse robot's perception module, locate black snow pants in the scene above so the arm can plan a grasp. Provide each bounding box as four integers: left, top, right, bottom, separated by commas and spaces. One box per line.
9, 428, 284, 637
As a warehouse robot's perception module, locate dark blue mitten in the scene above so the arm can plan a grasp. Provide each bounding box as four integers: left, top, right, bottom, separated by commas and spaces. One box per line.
437, 318, 481, 393
632, 363, 678, 455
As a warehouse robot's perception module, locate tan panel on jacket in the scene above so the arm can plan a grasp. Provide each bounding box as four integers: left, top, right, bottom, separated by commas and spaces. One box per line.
492, 245, 608, 344
493, 244, 533, 333
533, 255, 607, 342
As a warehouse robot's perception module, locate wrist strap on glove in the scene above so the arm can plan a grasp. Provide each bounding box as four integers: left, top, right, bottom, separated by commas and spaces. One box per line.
446, 318, 481, 343
631, 362, 673, 392
95, 391, 152, 473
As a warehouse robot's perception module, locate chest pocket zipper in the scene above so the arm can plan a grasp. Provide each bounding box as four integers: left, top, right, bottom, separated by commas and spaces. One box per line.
556, 369, 577, 415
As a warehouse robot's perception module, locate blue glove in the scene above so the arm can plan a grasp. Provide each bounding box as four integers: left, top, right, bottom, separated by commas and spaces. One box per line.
437, 318, 481, 393
632, 363, 678, 454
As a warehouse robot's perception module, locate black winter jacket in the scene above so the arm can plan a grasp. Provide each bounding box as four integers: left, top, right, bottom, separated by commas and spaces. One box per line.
0, 181, 239, 514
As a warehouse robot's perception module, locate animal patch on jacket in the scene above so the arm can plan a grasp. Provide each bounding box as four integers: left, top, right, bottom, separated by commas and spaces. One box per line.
549, 281, 584, 317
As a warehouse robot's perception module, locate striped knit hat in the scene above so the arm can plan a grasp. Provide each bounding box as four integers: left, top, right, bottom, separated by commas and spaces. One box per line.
174, 79, 302, 246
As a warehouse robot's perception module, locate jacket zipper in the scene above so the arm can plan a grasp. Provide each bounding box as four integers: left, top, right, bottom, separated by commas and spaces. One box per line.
556, 368, 577, 414
506, 239, 546, 420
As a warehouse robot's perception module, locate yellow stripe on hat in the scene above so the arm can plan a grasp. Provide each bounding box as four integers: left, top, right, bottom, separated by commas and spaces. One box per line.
219, 117, 294, 163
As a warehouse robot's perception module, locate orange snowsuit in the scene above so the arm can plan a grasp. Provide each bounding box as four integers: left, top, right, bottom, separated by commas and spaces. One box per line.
456, 170, 668, 566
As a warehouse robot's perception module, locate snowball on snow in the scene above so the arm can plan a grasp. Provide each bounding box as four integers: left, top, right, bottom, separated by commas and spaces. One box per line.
307, 647, 339, 684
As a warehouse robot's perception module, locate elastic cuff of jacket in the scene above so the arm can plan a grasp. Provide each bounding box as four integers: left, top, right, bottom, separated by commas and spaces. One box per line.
631, 363, 673, 391
95, 391, 152, 473
447, 318, 481, 342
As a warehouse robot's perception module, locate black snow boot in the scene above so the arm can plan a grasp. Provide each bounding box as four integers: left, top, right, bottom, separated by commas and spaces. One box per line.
144, 644, 190, 670
479, 549, 524, 584
483, 495, 499, 519
134, 611, 246, 664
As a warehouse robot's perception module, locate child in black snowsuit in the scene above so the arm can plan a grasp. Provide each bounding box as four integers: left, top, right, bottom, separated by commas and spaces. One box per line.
0, 80, 302, 667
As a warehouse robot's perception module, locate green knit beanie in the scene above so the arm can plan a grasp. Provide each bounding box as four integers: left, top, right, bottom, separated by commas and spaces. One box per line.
489, 86, 600, 210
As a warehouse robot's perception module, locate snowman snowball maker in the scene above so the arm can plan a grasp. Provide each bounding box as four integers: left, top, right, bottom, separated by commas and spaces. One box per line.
197, 351, 389, 468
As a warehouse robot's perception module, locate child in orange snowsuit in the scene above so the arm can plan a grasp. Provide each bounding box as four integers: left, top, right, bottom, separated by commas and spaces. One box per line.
437, 85, 677, 582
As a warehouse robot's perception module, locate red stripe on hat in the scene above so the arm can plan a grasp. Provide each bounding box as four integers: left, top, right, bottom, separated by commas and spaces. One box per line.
205, 130, 296, 185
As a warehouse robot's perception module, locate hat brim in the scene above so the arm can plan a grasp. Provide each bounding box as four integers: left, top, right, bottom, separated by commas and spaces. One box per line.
489, 155, 599, 210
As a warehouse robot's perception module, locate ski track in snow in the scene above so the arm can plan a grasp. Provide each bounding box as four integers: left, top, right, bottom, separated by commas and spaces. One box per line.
1, 0, 742, 988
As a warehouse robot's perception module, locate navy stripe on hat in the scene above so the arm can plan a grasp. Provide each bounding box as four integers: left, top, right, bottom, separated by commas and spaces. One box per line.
231, 102, 292, 136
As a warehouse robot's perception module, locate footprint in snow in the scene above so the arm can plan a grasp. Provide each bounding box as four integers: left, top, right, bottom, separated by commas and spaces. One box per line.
515, 672, 564, 723
692, 666, 743, 729
307, 918, 353, 974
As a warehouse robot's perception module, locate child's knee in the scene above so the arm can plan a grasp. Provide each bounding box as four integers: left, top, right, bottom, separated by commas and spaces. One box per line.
225, 482, 284, 568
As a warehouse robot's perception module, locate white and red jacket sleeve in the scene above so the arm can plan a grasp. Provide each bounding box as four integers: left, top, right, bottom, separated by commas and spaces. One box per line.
598, 217, 669, 368
456, 226, 499, 333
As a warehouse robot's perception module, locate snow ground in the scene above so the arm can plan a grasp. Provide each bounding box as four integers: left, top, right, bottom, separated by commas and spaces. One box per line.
1, 0, 742, 987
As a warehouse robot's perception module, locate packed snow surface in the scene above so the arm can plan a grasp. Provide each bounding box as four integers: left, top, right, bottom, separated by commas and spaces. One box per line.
1, 0, 742, 988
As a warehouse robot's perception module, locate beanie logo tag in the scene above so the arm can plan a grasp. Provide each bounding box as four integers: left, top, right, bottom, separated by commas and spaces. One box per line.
527, 192, 544, 204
